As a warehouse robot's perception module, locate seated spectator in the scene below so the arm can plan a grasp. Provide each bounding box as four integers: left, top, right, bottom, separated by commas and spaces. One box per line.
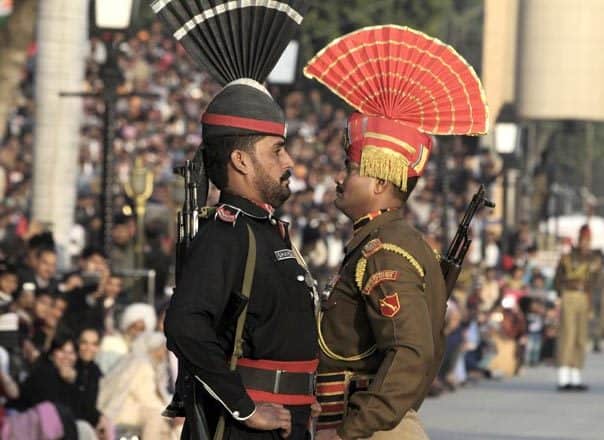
21, 247, 59, 296
10, 282, 35, 329
75, 328, 109, 437
0, 263, 18, 308
0, 346, 19, 402
483, 231, 500, 268
503, 265, 528, 301
98, 331, 175, 439
61, 247, 124, 336
8, 334, 95, 438
31, 292, 70, 354
96, 302, 156, 374
15, 232, 55, 289
524, 298, 545, 366
437, 299, 464, 391
31, 290, 55, 352
540, 302, 559, 364
487, 299, 527, 377
479, 267, 501, 312
1, 401, 65, 440
11, 334, 78, 410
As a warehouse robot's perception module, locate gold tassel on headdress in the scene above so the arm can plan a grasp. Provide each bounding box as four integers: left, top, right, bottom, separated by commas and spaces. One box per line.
360, 146, 410, 191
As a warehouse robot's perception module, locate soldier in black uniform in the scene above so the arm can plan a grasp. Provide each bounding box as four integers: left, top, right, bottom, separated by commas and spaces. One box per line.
152, 1, 318, 439
167, 158, 318, 439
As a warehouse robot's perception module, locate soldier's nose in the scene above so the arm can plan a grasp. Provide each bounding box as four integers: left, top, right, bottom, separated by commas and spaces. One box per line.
282, 149, 295, 168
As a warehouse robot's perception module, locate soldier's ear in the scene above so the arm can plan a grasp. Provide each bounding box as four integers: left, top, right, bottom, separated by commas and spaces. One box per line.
373, 178, 389, 195
230, 149, 251, 175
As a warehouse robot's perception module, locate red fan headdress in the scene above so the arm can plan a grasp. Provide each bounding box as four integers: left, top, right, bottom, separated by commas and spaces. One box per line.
304, 25, 489, 191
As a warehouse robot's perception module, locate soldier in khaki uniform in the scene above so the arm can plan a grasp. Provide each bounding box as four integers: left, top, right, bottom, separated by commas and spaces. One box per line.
303, 25, 489, 440
554, 225, 601, 391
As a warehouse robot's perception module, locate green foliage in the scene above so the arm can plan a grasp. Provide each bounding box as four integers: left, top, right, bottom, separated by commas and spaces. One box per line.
542, 121, 604, 200
300, 0, 456, 63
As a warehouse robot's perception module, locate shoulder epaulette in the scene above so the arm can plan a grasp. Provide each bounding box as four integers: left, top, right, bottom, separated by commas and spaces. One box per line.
198, 206, 216, 219
214, 205, 241, 225
357, 239, 425, 289
362, 238, 383, 258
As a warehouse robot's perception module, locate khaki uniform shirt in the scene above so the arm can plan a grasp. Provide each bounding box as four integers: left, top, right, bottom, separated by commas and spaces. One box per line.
319, 210, 447, 439
554, 249, 601, 295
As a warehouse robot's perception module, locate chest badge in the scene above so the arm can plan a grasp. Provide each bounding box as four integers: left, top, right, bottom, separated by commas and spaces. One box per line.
379, 293, 401, 318
274, 249, 295, 261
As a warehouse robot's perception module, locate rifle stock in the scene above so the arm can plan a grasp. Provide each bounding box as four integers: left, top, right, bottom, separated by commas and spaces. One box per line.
440, 185, 495, 297
163, 148, 211, 440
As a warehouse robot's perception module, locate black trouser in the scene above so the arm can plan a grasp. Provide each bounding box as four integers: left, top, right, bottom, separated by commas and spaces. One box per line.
181, 387, 311, 440
222, 407, 310, 440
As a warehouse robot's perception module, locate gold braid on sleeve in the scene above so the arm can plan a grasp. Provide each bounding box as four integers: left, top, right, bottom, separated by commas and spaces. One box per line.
317, 311, 377, 361
355, 257, 368, 291
317, 256, 376, 362
381, 243, 425, 278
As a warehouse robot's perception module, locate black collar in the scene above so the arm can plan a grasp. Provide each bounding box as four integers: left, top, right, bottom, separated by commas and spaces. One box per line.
219, 192, 274, 219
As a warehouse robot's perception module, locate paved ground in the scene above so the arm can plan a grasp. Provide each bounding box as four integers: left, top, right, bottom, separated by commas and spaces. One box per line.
421, 353, 603, 440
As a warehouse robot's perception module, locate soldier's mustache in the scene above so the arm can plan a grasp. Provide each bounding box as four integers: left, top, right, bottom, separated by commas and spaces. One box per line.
280, 170, 292, 181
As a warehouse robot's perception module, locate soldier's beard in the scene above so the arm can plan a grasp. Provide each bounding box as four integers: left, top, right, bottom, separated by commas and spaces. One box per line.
251, 159, 291, 208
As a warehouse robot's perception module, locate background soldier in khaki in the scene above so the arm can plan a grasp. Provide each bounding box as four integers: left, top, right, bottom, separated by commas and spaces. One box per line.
304, 25, 489, 440
554, 225, 601, 391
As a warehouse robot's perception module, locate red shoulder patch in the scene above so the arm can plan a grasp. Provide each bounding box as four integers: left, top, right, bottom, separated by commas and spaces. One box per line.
379, 293, 401, 317
362, 270, 399, 295
362, 238, 383, 258
215, 205, 239, 224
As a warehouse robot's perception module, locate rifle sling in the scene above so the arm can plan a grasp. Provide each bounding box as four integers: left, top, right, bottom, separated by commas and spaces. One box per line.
230, 224, 256, 368
214, 224, 257, 440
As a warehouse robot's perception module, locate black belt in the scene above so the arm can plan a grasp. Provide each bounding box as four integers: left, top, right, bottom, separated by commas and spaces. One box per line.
237, 365, 316, 395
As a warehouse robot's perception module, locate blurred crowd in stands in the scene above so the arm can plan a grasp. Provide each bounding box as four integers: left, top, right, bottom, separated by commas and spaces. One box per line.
1, 23, 603, 440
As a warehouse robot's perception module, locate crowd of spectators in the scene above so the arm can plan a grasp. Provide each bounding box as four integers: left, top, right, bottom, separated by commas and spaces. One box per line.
0, 22, 592, 440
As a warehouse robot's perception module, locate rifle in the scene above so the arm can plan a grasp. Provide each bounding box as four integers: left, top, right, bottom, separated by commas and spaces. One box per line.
164, 147, 211, 439
174, 147, 209, 282
440, 184, 495, 297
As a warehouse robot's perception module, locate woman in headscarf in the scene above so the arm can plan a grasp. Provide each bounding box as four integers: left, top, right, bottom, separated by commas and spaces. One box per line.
97, 331, 175, 439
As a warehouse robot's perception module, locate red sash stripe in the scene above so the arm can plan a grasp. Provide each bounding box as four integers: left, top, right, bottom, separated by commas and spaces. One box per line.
202, 113, 286, 137
320, 403, 345, 414
237, 358, 318, 373
246, 389, 316, 406
316, 383, 346, 394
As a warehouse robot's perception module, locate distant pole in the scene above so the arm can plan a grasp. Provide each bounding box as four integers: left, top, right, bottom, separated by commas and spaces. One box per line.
439, 142, 450, 252
99, 38, 123, 258
585, 121, 595, 197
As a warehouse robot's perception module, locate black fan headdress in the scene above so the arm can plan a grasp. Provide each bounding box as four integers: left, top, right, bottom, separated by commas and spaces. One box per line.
152, 0, 306, 141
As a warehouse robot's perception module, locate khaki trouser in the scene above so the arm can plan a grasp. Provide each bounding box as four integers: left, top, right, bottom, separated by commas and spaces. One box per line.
363, 410, 429, 440
557, 290, 589, 368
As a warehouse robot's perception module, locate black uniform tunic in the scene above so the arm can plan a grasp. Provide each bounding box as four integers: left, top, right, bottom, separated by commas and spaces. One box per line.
165, 193, 318, 439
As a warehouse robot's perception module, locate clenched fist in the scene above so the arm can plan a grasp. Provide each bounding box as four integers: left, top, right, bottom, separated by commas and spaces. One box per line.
244, 403, 292, 438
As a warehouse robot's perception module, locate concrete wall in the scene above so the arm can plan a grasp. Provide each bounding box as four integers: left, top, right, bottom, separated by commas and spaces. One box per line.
516, 0, 604, 120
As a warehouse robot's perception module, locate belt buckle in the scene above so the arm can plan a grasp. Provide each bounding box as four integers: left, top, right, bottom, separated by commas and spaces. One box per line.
273, 370, 283, 394
309, 372, 317, 394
